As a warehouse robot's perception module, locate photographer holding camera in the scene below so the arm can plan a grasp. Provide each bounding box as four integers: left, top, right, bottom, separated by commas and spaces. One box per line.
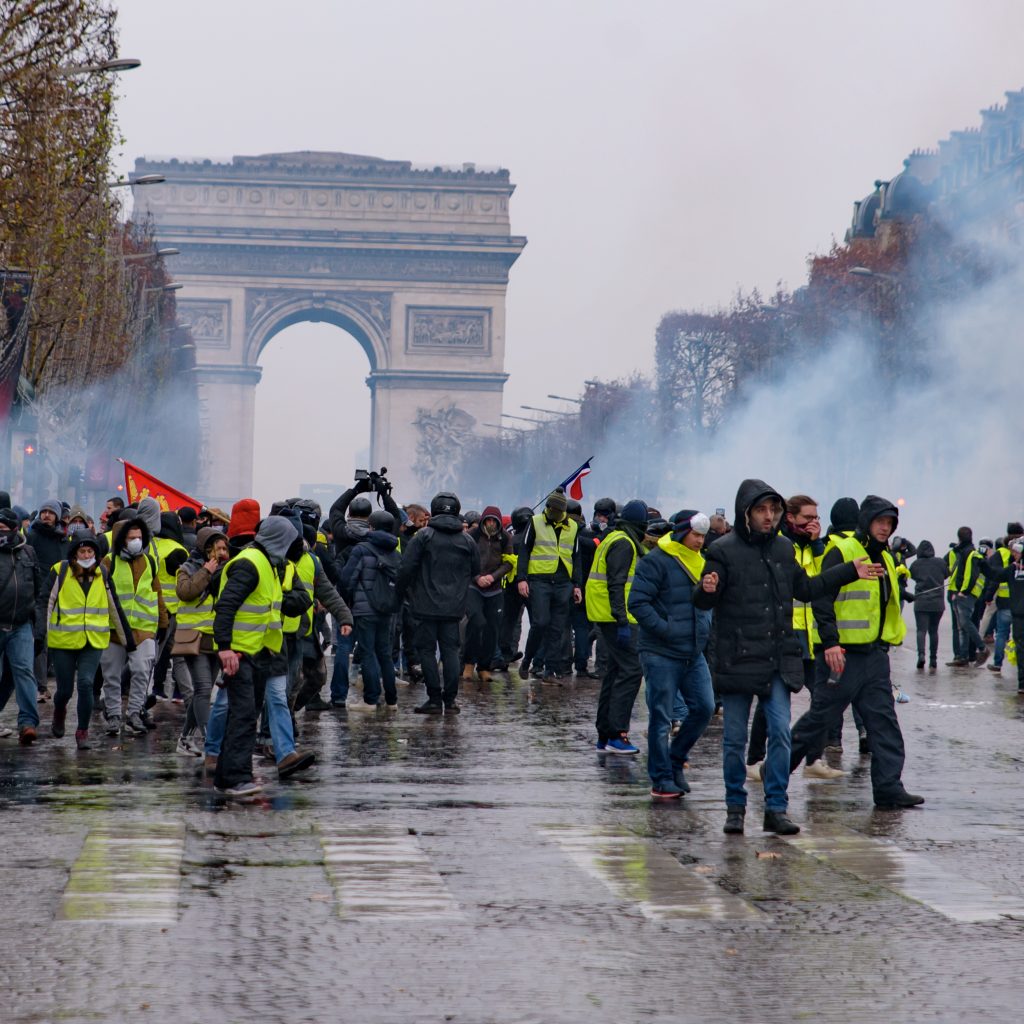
326, 470, 402, 707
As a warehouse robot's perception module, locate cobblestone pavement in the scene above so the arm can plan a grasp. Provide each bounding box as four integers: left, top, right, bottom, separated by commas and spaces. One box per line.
3, 645, 1024, 1023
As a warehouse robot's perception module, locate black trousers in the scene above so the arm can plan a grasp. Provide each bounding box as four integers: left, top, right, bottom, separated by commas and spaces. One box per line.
498, 586, 525, 663
789, 646, 906, 800
570, 602, 592, 672
594, 622, 642, 740
415, 618, 461, 705
463, 590, 503, 670
914, 609, 943, 663
1013, 616, 1024, 688
215, 655, 266, 790
523, 577, 573, 674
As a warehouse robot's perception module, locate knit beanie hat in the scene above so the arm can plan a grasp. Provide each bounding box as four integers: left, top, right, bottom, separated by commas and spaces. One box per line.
671, 510, 711, 538
620, 499, 649, 525
39, 498, 63, 520
228, 498, 261, 538
1007, 522, 1024, 538
829, 497, 860, 532
545, 490, 568, 515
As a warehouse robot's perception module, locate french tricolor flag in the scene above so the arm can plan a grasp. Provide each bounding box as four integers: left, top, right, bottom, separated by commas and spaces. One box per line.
557, 457, 593, 502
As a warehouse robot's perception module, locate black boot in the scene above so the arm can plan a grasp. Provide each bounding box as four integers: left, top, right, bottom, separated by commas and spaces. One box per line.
916, 658, 925, 670
413, 700, 443, 715
874, 789, 925, 809
672, 764, 691, 794
723, 806, 745, 834
763, 810, 800, 835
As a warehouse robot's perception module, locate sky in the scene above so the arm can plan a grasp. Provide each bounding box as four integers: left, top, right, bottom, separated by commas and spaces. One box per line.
113, 0, 1024, 513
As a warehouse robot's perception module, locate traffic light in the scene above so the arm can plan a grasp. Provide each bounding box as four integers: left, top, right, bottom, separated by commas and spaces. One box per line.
23, 439, 36, 457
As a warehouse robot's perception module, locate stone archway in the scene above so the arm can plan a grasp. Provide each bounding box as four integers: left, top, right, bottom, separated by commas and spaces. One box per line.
132, 151, 526, 504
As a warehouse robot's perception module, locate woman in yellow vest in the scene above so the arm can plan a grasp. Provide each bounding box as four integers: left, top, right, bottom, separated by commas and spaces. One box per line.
41, 530, 131, 749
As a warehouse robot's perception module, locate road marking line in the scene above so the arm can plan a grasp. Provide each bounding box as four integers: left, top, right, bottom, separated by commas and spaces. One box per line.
60, 823, 185, 925
317, 824, 461, 921
787, 828, 1024, 922
538, 825, 765, 922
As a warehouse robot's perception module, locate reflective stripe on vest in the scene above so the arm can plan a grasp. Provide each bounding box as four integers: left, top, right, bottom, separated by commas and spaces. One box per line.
218, 547, 284, 655
282, 552, 316, 637
526, 514, 577, 576
176, 568, 216, 636
154, 537, 189, 615
831, 535, 906, 645
996, 547, 1011, 599
585, 530, 638, 624
792, 540, 822, 649
48, 564, 110, 651
950, 549, 985, 598
111, 556, 160, 632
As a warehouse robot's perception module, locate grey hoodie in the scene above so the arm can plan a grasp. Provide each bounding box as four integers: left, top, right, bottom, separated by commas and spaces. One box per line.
255, 516, 297, 566
137, 497, 162, 536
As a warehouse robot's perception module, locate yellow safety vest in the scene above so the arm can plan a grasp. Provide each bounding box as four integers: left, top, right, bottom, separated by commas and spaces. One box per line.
500, 552, 517, 587
47, 564, 111, 651
111, 555, 160, 633
282, 551, 316, 637
996, 547, 1011, 600
526, 514, 578, 576
218, 547, 283, 655
950, 549, 985, 598
945, 549, 957, 593
176, 568, 216, 637
586, 530, 638, 624
831, 535, 906, 646
153, 536, 189, 615
791, 539, 822, 650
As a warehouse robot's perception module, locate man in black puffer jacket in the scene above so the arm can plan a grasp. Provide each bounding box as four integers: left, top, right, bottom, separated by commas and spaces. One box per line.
398, 492, 480, 715
695, 479, 878, 836
0, 508, 40, 743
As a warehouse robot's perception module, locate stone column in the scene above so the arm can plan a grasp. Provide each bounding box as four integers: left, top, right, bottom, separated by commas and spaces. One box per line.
193, 365, 263, 507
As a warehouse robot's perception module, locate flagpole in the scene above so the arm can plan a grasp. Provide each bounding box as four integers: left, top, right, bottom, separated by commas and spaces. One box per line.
531, 456, 593, 511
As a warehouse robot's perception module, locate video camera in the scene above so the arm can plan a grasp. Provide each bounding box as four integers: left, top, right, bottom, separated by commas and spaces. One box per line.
355, 466, 392, 497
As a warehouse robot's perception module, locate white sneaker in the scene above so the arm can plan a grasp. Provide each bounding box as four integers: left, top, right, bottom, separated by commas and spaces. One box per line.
746, 761, 763, 781
175, 737, 201, 758
803, 758, 846, 779
0, 726, 12, 738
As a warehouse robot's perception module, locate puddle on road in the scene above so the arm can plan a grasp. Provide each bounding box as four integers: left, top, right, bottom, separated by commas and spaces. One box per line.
60, 822, 185, 925
786, 828, 1024, 922
538, 824, 765, 922
316, 823, 462, 921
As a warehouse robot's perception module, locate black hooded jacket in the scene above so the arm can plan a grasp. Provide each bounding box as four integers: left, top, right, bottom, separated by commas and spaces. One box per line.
26, 518, 67, 591
601, 518, 646, 626
909, 540, 948, 613
813, 495, 900, 650
693, 478, 859, 695
397, 513, 480, 620
0, 531, 38, 632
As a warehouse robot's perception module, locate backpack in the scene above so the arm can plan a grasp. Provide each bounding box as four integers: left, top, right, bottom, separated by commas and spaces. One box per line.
367, 549, 401, 615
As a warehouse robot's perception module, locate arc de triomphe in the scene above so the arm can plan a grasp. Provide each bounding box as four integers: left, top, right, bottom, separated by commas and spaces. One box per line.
131, 151, 526, 505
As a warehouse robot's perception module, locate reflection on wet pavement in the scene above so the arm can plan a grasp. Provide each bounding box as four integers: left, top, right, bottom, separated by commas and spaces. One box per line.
60, 822, 185, 924
539, 824, 765, 922
786, 827, 1024, 922
318, 823, 461, 920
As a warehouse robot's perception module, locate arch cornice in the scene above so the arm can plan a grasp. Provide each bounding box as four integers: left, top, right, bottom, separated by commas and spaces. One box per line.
243, 287, 391, 370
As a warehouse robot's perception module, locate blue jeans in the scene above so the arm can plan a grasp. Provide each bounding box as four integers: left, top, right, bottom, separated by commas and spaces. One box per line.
329, 623, 356, 703
641, 652, 714, 787
721, 675, 791, 812
262, 673, 295, 763
354, 615, 396, 705
994, 607, 1012, 667
205, 684, 228, 756
0, 622, 39, 729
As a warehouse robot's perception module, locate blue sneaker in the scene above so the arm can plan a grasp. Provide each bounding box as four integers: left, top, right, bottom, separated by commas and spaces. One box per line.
595, 738, 607, 751
606, 735, 639, 755
893, 686, 911, 704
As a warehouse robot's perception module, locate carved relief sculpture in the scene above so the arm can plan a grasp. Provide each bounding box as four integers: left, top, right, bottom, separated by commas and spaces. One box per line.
412, 403, 478, 492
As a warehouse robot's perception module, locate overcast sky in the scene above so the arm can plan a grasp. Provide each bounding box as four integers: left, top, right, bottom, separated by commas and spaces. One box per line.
114, 0, 1024, 504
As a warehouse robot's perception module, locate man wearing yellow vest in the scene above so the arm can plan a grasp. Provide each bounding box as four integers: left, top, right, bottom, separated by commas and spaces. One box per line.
213, 516, 315, 798
516, 490, 582, 683
628, 510, 715, 798
99, 516, 168, 737
986, 522, 1022, 675
947, 525, 1000, 667
586, 499, 648, 753
802, 495, 925, 809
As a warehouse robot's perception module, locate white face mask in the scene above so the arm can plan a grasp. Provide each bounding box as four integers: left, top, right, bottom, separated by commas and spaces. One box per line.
125, 537, 144, 556
77, 557, 96, 570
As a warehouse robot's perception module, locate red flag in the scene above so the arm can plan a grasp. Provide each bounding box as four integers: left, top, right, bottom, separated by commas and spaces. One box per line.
122, 459, 203, 514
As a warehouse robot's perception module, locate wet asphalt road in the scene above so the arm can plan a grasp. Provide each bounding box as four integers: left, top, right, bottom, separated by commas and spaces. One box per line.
3, 643, 1024, 1024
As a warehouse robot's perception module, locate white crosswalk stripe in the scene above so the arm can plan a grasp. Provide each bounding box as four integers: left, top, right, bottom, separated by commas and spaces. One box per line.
539, 824, 766, 922
60, 823, 185, 925
317, 824, 461, 920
